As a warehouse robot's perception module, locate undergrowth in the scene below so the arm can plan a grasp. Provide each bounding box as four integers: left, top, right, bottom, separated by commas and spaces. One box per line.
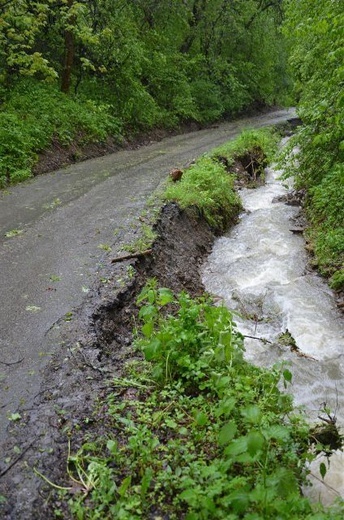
164, 129, 278, 232
282, 1, 344, 290
281, 141, 344, 290
0, 80, 121, 188
65, 281, 344, 519
306, 165, 344, 289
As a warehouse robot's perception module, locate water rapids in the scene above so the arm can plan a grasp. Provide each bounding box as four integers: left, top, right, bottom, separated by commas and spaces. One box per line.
202, 148, 344, 505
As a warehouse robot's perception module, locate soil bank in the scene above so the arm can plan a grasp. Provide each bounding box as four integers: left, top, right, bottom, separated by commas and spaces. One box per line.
0, 202, 224, 519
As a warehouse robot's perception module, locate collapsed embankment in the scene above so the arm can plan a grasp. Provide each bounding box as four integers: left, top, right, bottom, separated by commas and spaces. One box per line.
0, 125, 297, 519
0, 201, 228, 519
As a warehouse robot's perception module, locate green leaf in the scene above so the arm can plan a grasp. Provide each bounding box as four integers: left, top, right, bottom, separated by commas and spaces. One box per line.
228, 489, 250, 514
194, 411, 208, 427
141, 468, 153, 497
218, 421, 237, 446
106, 439, 118, 455
241, 405, 262, 425
142, 338, 160, 361
265, 424, 290, 442
165, 418, 178, 429
158, 288, 174, 306
215, 397, 236, 418
138, 304, 156, 321
246, 431, 265, 457
142, 320, 154, 338
224, 436, 248, 457
180, 488, 196, 504
319, 461, 327, 480
283, 369, 293, 384
118, 476, 131, 497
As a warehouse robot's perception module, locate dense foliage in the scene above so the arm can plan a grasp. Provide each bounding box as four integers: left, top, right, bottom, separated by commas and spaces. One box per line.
283, 0, 344, 289
67, 283, 344, 519
51, 130, 342, 518
0, 0, 290, 187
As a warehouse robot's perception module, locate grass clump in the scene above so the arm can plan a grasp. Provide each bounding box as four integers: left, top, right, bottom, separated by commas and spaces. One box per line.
213, 128, 280, 165
164, 129, 279, 233
165, 156, 242, 232
66, 281, 344, 519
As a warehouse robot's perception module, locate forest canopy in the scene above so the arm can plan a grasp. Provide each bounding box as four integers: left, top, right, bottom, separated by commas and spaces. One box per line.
0, 0, 289, 186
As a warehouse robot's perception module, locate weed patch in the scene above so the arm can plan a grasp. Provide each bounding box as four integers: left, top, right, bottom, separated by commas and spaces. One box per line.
165, 129, 279, 233
66, 282, 344, 519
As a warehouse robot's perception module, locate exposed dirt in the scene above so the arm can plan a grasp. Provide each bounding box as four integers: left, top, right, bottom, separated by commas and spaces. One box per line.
0, 202, 227, 519
32, 105, 284, 177
32, 123, 204, 176
3, 115, 329, 519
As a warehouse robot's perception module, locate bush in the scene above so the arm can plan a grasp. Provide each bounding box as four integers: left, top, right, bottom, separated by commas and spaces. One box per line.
67, 284, 344, 519
0, 79, 121, 187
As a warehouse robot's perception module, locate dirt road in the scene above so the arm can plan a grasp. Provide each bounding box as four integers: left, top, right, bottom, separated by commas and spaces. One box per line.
0, 109, 294, 449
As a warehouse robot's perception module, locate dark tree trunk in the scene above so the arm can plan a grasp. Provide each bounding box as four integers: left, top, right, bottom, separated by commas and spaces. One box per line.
61, 0, 75, 94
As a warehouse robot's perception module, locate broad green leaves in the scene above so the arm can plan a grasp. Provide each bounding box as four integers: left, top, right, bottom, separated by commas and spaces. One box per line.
67, 284, 344, 518
284, 0, 344, 289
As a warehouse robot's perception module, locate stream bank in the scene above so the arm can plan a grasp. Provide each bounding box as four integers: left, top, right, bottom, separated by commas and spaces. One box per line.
0, 202, 226, 519
1, 120, 341, 517
0, 110, 297, 518
202, 148, 344, 505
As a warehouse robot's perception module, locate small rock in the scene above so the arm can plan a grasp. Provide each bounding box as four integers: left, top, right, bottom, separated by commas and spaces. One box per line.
289, 227, 304, 234
169, 168, 183, 182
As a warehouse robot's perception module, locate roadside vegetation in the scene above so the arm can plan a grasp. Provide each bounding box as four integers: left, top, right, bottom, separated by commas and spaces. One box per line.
0, 80, 121, 186
165, 128, 279, 232
282, 0, 344, 290
1, 0, 343, 515
0, 0, 290, 188
66, 282, 344, 519
47, 129, 343, 518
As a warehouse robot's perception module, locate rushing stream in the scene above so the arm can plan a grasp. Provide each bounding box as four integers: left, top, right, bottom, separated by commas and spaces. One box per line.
202, 148, 344, 505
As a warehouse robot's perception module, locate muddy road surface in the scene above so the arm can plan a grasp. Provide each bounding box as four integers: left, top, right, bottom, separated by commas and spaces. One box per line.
0, 109, 294, 515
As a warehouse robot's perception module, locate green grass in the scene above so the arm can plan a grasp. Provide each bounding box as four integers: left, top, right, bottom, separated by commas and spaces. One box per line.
65, 282, 344, 519
164, 128, 279, 233
165, 156, 242, 232
213, 128, 280, 164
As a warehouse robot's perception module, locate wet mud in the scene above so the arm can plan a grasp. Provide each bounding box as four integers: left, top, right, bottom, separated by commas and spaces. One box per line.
0, 110, 298, 517
0, 202, 226, 519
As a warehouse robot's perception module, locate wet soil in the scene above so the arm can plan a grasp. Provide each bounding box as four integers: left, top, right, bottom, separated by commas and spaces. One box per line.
0, 111, 307, 517
32, 122, 206, 176
0, 202, 222, 519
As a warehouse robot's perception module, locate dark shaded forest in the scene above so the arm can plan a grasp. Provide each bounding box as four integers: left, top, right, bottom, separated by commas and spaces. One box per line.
0, 0, 288, 186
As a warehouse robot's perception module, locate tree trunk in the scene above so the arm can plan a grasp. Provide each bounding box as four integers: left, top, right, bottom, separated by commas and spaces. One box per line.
61, 0, 75, 94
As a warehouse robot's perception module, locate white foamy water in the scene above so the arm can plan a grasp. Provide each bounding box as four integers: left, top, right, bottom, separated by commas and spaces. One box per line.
202, 157, 344, 504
